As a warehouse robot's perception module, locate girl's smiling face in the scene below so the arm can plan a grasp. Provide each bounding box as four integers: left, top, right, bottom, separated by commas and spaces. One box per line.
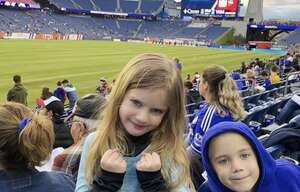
119, 88, 168, 137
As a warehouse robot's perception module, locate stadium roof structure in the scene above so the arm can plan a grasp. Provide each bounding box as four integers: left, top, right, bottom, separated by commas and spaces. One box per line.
245, 0, 263, 22
248, 24, 300, 31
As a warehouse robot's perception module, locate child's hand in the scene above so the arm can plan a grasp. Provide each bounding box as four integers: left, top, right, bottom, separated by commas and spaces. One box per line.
136, 152, 161, 172
100, 149, 127, 173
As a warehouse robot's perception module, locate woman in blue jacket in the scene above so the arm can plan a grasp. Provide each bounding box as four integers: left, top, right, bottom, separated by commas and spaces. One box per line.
200, 121, 300, 192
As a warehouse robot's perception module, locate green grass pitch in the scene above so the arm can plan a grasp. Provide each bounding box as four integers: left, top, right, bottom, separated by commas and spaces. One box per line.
0, 40, 278, 107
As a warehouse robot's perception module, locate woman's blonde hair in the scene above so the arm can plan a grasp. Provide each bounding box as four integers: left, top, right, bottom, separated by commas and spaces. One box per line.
0, 102, 54, 169
202, 65, 247, 120
86, 53, 194, 190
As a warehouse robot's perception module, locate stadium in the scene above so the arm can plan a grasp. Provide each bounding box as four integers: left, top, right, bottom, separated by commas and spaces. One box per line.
1, 0, 300, 191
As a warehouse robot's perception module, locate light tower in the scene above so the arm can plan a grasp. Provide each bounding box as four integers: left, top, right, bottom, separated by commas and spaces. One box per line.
245, 0, 264, 22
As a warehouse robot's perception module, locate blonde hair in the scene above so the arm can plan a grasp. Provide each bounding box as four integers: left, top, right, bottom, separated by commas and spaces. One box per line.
0, 102, 54, 169
86, 53, 194, 190
202, 65, 247, 120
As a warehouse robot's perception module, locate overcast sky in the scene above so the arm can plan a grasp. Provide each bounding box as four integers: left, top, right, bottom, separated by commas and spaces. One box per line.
240, 0, 300, 19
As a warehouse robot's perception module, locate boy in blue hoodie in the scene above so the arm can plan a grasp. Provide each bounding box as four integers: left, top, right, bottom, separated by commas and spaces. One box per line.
200, 121, 300, 192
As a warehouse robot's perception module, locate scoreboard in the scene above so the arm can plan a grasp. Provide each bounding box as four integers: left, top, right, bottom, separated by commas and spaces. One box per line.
181, 0, 239, 18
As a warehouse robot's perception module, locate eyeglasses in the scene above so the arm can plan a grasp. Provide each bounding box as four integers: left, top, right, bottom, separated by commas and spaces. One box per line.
71, 119, 81, 124
70, 119, 87, 129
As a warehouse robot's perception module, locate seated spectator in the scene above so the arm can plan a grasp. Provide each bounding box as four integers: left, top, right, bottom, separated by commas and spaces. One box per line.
240, 62, 247, 74
201, 121, 300, 192
284, 53, 294, 73
54, 81, 66, 104
260, 71, 272, 91
270, 65, 281, 84
192, 72, 201, 84
254, 65, 261, 76
186, 74, 191, 81
44, 96, 73, 148
0, 102, 75, 192
245, 69, 256, 87
52, 94, 106, 181
276, 94, 300, 125
184, 80, 201, 105
41, 87, 53, 100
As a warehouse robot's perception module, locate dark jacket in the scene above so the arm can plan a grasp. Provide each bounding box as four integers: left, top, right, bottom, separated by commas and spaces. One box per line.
201, 121, 300, 192
0, 168, 75, 192
53, 121, 73, 148
53, 87, 66, 103
7, 83, 28, 105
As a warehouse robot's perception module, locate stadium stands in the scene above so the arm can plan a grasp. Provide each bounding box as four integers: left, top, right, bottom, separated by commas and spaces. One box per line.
5, 0, 36, 4
73, 0, 94, 10
280, 29, 300, 45
94, 0, 117, 12
120, 0, 138, 13
140, 0, 164, 14
49, 0, 76, 9
0, 3, 231, 42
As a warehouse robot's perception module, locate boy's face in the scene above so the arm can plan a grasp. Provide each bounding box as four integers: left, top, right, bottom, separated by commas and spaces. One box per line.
209, 132, 260, 192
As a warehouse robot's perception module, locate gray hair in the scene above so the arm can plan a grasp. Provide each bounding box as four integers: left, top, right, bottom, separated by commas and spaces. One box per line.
73, 115, 101, 133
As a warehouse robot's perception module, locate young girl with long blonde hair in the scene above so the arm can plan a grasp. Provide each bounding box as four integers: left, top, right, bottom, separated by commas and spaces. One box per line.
76, 53, 195, 192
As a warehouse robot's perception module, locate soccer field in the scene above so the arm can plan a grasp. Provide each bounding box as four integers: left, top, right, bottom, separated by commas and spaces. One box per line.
0, 40, 278, 107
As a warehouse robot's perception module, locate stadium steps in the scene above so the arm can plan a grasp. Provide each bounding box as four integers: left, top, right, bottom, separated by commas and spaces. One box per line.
116, 0, 122, 12
70, 0, 82, 9
116, 20, 120, 30
166, 23, 189, 38
153, 0, 166, 15
134, 22, 143, 38
136, 0, 142, 13
194, 24, 213, 39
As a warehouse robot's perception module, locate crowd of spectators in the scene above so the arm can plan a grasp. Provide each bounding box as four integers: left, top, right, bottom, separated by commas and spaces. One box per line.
2, 51, 300, 191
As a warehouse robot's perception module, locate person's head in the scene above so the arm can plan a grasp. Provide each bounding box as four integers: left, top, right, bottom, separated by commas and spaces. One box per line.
45, 100, 64, 123
201, 121, 275, 192
69, 94, 106, 143
13, 75, 21, 84
41, 87, 53, 100
200, 65, 246, 120
186, 74, 191, 80
62, 79, 69, 86
87, 53, 192, 189
184, 80, 193, 90
260, 71, 269, 80
99, 78, 107, 86
209, 132, 259, 192
0, 102, 54, 170
246, 69, 255, 79
99, 53, 185, 139
173, 57, 179, 63
57, 81, 62, 86
270, 65, 279, 74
